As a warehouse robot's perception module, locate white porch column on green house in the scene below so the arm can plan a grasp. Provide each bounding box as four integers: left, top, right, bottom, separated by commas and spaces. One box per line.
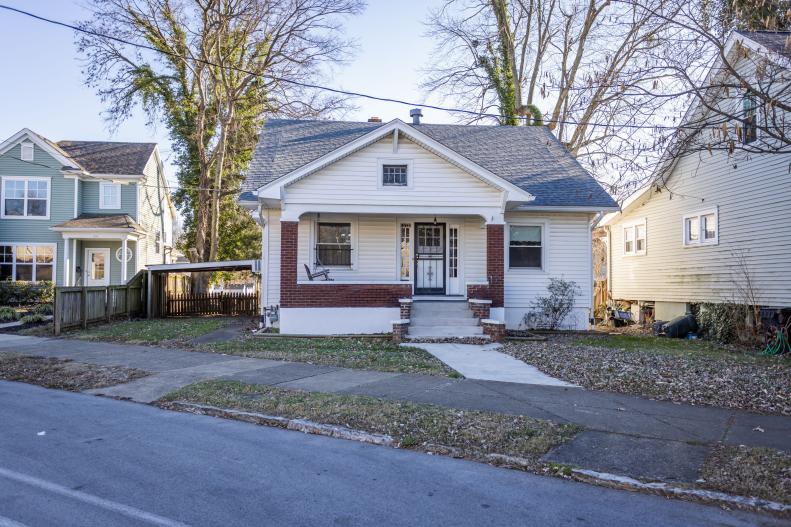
121, 236, 128, 282
63, 236, 70, 286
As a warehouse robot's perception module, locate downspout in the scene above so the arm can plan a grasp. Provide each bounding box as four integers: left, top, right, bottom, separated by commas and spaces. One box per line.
257, 204, 270, 328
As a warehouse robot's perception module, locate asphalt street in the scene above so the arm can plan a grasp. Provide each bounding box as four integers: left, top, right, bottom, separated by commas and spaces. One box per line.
0, 381, 784, 527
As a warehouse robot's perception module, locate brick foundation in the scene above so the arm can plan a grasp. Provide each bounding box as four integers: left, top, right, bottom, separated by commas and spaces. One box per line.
392, 320, 409, 342
468, 299, 491, 320
280, 221, 412, 308
399, 298, 413, 319
486, 224, 504, 308
481, 319, 506, 342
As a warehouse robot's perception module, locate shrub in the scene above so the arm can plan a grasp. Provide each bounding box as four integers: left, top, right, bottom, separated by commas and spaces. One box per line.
521, 278, 580, 330
33, 303, 53, 316
19, 313, 46, 325
0, 306, 19, 323
698, 302, 749, 344
0, 281, 54, 306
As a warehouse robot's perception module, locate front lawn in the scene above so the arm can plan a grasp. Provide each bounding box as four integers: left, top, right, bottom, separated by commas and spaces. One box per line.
701, 445, 791, 504
201, 336, 455, 376
502, 334, 791, 415
0, 352, 149, 391
66, 317, 229, 345
160, 380, 578, 466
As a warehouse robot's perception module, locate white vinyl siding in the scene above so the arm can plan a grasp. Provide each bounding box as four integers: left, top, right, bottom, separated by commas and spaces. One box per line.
285, 137, 503, 208
504, 212, 593, 330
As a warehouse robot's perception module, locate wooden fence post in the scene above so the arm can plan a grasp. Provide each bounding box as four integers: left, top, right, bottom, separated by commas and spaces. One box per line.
80, 287, 88, 329
105, 287, 112, 322
54, 287, 62, 336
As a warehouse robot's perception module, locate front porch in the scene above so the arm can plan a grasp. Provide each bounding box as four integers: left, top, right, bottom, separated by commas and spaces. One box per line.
272, 211, 505, 335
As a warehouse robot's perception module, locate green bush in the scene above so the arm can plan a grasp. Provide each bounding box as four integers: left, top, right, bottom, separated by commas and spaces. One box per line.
698, 303, 744, 343
0, 281, 54, 306
33, 303, 53, 316
19, 313, 46, 325
0, 306, 19, 323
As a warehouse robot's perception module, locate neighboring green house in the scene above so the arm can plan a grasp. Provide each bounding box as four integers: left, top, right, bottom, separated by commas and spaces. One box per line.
0, 128, 176, 287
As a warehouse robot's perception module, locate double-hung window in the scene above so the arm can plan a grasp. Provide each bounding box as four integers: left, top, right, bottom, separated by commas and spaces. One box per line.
0, 244, 54, 282
508, 225, 543, 269
623, 219, 646, 256
2, 177, 49, 218
742, 93, 758, 144
316, 222, 352, 267
100, 181, 121, 209
684, 209, 718, 246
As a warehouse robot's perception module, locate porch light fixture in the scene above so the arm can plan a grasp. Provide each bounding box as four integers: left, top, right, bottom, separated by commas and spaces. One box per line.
433, 216, 437, 225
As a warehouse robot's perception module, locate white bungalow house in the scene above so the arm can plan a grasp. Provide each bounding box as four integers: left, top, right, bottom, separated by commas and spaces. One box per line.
600, 31, 791, 323
240, 112, 618, 337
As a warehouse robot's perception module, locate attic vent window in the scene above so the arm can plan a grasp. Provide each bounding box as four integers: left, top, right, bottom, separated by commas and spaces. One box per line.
21, 143, 34, 162
382, 164, 408, 186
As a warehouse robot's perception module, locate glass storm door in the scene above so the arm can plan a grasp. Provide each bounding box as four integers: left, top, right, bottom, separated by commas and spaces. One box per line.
414, 223, 445, 295
85, 248, 110, 286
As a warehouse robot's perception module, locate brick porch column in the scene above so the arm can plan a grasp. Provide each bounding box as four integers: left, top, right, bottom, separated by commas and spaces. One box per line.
486, 223, 504, 308
280, 221, 299, 308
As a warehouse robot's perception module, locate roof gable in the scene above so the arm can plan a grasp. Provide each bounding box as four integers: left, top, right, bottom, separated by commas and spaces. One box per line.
243, 119, 617, 208
0, 128, 82, 170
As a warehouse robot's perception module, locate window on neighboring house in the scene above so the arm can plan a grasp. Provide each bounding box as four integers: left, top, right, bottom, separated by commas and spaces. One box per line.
99, 181, 121, 209
623, 220, 647, 256
684, 209, 718, 246
20, 142, 34, 162
2, 177, 49, 218
316, 222, 352, 267
508, 225, 542, 269
382, 164, 408, 186
0, 244, 54, 282
155, 231, 161, 254
742, 94, 758, 144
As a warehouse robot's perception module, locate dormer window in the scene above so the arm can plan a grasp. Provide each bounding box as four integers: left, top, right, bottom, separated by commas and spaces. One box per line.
20, 142, 34, 161
382, 164, 408, 186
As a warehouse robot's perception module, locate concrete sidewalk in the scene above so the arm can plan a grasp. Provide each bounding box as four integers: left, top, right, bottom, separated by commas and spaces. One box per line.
1, 334, 789, 484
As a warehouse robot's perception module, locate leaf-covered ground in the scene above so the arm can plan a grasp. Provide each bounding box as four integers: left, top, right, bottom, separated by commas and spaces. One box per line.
160, 380, 578, 464
65, 317, 230, 345
701, 445, 791, 503
502, 334, 791, 415
202, 336, 455, 376
0, 352, 149, 391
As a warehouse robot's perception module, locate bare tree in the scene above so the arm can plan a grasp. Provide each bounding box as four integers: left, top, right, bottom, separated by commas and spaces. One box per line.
77, 0, 363, 285
422, 0, 684, 195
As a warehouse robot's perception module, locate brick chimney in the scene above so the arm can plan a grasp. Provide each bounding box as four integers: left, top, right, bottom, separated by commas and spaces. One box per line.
368, 117, 382, 123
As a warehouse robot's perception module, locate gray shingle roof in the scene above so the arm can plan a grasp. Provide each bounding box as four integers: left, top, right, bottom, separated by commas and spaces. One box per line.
54, 214, 144, 232
241, 119, 616, 208
738, 30, 791, 59
57, 141, 156, 175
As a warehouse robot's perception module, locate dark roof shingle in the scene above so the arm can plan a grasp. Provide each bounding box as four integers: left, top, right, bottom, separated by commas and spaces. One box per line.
54, 214, 144, 232
57, 141, 156, 175
737, 30, 791, 59
241, 119, 616, 208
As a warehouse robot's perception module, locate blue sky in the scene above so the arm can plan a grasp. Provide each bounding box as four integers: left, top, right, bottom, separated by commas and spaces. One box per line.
0, 0, 451, 186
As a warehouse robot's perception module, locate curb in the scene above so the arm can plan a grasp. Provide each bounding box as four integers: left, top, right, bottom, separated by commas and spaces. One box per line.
165, 401, 394, 447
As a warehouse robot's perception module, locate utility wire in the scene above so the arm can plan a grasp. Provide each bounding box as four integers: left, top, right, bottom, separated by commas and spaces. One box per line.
0, 3, 735, 132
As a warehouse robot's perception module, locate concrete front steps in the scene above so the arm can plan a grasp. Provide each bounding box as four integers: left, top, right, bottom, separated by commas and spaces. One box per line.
407, 300, 488, 340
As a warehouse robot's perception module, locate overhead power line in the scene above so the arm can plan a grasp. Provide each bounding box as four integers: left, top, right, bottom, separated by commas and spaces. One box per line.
0, 3, 722, 132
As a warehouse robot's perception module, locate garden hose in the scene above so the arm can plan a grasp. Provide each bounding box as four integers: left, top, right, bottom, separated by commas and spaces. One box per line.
763, 328, 791, 356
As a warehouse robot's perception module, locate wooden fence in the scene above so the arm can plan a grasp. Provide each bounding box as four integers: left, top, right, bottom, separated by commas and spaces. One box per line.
161, 291, 257, 317
53, 272, 146, 335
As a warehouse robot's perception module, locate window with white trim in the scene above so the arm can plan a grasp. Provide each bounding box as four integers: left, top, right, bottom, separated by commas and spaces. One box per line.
684, 209, 718, 246
623, 219, 646, 256
316, 222, 352, 267
508, 224, 542, 269
742, 93, 758, 144
20, 142, 34, 161
0, 244, 54, 282
2, 177, 49, 218
99, 181, 121, 209
399, 223, 411, 280
382, 164, 408, 186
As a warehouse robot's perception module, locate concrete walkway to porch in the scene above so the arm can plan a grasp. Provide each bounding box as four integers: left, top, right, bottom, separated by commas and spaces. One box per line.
410, 342, 578, 387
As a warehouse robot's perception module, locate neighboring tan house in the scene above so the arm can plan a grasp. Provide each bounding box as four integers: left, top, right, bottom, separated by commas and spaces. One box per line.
240, 114, 618, 336
0, 128, 177, 287
600, 31, 791, 322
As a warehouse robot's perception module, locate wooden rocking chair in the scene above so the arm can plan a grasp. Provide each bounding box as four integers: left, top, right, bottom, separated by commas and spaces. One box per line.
304, 263, 333, 281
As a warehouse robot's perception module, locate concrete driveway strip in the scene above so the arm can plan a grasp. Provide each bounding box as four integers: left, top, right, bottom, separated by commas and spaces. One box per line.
0, 380, 782, 527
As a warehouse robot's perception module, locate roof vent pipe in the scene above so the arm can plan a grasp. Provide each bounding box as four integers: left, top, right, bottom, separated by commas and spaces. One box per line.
410, 108, 423, 125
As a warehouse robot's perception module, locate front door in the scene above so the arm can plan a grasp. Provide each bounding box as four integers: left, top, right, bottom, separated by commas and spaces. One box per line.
85, 248, 110, 286
414, 223, 445, 295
